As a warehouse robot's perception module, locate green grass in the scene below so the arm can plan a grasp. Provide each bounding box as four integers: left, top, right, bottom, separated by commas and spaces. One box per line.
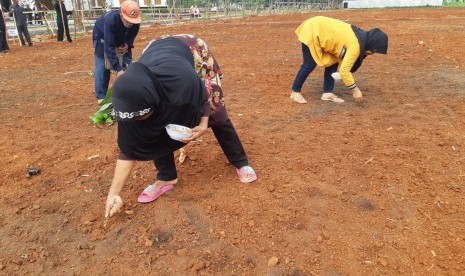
444, 1, 465, 7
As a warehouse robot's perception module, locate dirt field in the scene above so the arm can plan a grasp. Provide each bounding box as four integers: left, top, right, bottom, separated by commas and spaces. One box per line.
1, 7, 465, 275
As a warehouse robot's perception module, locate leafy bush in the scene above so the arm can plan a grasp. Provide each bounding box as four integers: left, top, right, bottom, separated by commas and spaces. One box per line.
445, 0, 465, 7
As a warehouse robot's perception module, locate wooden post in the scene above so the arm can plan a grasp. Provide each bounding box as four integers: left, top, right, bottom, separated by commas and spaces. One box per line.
43, 11, 56, 36
10, 10, 22, 45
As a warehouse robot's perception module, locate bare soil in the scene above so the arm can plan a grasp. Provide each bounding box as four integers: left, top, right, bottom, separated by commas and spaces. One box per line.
1, 7, 465, 275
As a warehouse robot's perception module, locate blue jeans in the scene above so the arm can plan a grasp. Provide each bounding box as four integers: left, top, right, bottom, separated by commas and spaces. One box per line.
94, 55, 111, 100
291, 43, 338, 93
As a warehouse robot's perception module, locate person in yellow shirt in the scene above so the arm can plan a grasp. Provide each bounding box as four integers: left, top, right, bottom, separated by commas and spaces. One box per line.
290, 16, 388, 104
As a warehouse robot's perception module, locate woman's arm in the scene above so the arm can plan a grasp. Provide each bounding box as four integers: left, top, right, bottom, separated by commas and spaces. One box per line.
339, 44, 363, 101
105, 159, 135, 218
338, 46, 359, 89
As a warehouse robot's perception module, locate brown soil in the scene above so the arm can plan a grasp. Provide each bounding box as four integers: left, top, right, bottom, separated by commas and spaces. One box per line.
1, 7, 465, 275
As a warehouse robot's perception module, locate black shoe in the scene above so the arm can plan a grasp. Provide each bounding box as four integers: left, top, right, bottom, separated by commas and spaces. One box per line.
28, 43, 33, 46
67, 39, 73, 43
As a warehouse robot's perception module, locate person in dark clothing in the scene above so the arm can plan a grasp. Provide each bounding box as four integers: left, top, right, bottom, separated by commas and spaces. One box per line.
25, 4, 32, 24
54, 0, 72, 42
104, 34, 257, 218
92, 0, 141, 103
0, 9, 10, 53
35, 4, 46, 25
9, 0, 32, 46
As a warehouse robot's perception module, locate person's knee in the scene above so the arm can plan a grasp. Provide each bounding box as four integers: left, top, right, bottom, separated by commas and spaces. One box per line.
300, 63, 314, 73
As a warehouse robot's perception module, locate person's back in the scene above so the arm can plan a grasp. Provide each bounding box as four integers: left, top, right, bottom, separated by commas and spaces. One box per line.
93, 10, 113, 39
140, 37, 194, 75
137, 37, 204, 106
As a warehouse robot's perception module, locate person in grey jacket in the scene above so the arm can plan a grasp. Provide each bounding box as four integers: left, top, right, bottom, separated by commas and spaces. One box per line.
9, 0, 32, 46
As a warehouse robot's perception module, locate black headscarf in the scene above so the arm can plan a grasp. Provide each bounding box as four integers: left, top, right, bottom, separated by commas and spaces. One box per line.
350, 26, 388, 72
112, 37, 206, 160
365, 28, 389, 54
112, 64, 157, 122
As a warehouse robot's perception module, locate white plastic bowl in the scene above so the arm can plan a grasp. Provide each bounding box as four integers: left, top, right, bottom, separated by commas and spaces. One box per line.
331, 72, 342, 81
166, 124, 193, 141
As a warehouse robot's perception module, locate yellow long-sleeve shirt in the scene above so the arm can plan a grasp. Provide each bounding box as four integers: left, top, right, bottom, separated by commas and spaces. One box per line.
295, 16, 360, 89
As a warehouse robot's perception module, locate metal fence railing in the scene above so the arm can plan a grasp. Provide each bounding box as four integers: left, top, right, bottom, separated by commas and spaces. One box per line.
2, 1, 344, 43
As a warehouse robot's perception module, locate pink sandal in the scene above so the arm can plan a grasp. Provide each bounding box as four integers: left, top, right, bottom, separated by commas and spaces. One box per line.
236, 166, 257, 183
137, 184, 173, 203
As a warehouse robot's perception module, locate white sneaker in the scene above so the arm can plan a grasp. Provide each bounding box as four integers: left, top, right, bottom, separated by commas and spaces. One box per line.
290, 92, 307, 104
321, 93, 344, 103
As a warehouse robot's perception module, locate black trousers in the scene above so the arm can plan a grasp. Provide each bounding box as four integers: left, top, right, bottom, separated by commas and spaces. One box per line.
16, 25, 32, 46
0, 29, 9, 51
57, 20, 72, 42
154, 118, 249, 181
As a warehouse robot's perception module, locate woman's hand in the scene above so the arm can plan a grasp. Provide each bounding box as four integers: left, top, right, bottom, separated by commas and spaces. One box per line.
183, 125, 207, 142
352, 87, 363, 102
182, 116, 209, 143
104, 159, 134, 218
105, 195, 123, 218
